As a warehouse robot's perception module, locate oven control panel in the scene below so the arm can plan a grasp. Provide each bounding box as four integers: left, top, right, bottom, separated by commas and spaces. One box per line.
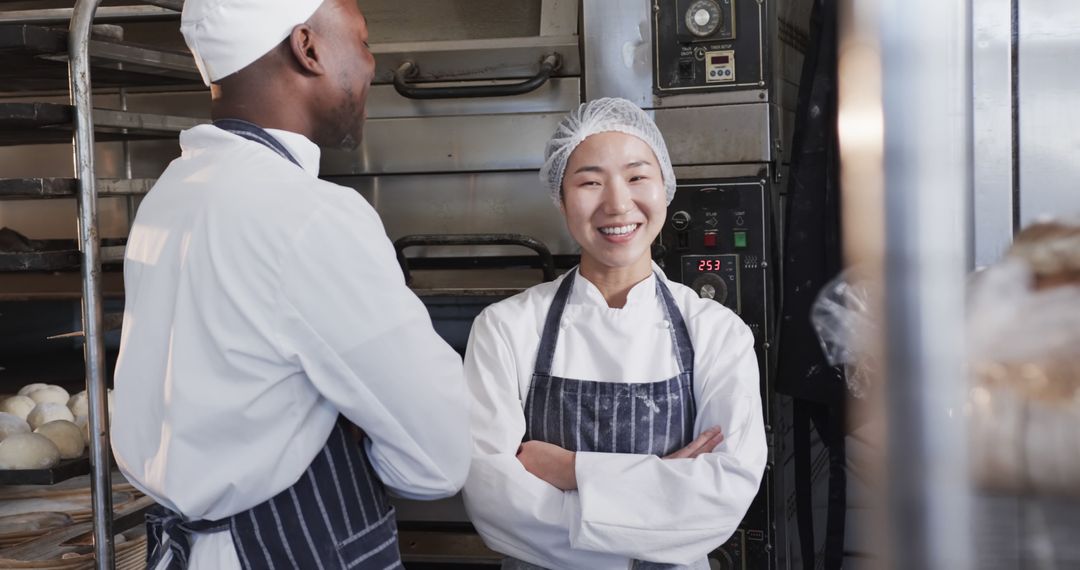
653, 0, 764, 93
661, 180, 772, 350
662, 179, 777, 569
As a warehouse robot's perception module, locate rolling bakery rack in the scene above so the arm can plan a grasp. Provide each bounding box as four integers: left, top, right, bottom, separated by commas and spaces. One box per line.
0, 1, 200, 567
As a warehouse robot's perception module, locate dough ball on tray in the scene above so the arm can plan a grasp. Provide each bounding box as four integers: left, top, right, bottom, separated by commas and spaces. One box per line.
0, 396, 35, 421
0, 433, 61, 470
27, 403, 75, 431
35, 420, 85, 459
0, 413, 31, 441
16, 383, 48, 397
27, 385, 70, 406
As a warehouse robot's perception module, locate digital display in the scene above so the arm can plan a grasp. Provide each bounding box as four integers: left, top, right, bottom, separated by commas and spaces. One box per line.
698, 259, 725, 272
711, 55, 730, 64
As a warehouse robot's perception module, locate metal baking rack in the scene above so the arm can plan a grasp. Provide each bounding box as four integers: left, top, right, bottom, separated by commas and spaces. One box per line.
0, 2, 194, 567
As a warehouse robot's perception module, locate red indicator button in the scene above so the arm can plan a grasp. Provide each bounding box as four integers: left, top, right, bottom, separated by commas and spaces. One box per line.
703, 231, 718, 247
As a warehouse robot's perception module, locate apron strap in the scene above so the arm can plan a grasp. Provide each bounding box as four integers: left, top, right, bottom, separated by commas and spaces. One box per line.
655, 276, 695, 375
146, 504, 230, 570
532, 268, 577, 377
212, 118, 302, 168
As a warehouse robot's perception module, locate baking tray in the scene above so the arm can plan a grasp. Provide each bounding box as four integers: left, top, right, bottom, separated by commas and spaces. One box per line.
0, 456, 91, 486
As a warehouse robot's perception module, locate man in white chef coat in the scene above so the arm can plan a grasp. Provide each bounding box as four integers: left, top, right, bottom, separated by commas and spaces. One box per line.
111, 1, 471, 568
462, 98, 767, 569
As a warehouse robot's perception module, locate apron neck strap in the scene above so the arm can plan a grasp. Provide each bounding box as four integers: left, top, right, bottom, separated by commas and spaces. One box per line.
533, 268, 577, 377
212, 119, 302, 168
532, 268, 695, 377
656, 273, 695, 374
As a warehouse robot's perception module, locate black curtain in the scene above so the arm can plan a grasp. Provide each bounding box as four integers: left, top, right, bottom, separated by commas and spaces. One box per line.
776, 0, 847, 567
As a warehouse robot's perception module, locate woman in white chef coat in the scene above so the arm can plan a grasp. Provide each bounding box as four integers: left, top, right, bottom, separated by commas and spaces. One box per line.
462, 97, 768, 569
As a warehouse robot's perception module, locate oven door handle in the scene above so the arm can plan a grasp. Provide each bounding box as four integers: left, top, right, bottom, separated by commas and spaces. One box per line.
392, 54, 562, 100
393, 233, 557, 284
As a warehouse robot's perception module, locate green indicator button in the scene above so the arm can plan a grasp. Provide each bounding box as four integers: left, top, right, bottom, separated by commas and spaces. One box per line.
734, 231, 748, 248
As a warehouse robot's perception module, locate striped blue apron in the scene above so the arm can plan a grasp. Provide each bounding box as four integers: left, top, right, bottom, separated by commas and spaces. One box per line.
144, 120, 402, 570
507, 268, 708, 570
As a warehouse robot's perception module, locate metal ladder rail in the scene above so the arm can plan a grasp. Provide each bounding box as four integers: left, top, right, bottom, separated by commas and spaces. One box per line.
69, 0, 110, 567
70, 1, 188, 566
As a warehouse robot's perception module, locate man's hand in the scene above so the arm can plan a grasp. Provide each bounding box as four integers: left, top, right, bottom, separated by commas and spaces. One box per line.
517, 440, 578, 490
663, 426, 724, 459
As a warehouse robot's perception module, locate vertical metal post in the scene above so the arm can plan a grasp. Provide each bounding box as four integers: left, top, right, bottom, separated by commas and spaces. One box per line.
120, 88, 137, 231
879, 0, 974, 567
69, 1, 115, 569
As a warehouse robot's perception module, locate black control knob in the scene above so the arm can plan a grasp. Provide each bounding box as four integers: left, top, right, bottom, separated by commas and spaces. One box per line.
670, 210, 692, 231
691, 273, 728, 304
685, 0, 723, 37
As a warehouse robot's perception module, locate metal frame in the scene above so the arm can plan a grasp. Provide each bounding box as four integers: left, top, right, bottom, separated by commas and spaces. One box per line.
69, 0, 113, 568
0, 6, 179, 25
971, 0, 1014, 267
879, 0, 974, 567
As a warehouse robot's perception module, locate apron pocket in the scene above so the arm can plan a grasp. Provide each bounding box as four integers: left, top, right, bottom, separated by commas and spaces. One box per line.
335, 507, 401, 569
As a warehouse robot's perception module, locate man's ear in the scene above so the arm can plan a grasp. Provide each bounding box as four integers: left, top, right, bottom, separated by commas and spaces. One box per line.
288, 24, 326, 76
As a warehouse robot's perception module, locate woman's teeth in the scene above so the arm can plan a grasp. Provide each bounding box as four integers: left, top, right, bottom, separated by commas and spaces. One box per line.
598, 224, 639, 236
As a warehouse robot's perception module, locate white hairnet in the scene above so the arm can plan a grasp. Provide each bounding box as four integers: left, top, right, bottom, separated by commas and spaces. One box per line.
181, 0, 325, 86
539, 97, 676, 206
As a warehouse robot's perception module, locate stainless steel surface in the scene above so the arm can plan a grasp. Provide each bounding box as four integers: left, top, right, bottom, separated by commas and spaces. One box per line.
365, 78, 580, 119
140, 0, 183, 11
880, 0, 973, 567
321, 113, 564, 175
540, 0, 579, 36
0, 6, 179, 24
1018, 0, 1080, 227
371, 36, 581, 84
100, 244, 124, 264
38, 39, 199, 82
69, 2, 113, 568
406, 269, 553, 297
0, 177, 155, 198
673, 163, 766, 180
362, 0, 544, 43
91, 108, 204, 133
654, 103, 772, 164
971, 0, 1014, 267
85, 39, 199, 79
581, 0, 653, 106
332, 172, 576, 256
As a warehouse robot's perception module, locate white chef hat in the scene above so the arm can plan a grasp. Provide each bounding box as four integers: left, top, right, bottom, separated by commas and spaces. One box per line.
181, 0, 326, 86
539, 97, 677, 206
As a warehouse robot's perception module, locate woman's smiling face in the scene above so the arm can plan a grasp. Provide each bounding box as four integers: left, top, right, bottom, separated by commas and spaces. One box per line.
560, 131, 667, 273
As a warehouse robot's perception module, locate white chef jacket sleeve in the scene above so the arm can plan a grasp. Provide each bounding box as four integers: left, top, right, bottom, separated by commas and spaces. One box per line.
569, 317, 768, 564
276, 195, 471, 500
461, 309, 615, 569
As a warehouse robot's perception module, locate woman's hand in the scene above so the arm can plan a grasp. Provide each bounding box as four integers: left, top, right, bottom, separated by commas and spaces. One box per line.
517, 440, 578, 490
663, 426, 724, 459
